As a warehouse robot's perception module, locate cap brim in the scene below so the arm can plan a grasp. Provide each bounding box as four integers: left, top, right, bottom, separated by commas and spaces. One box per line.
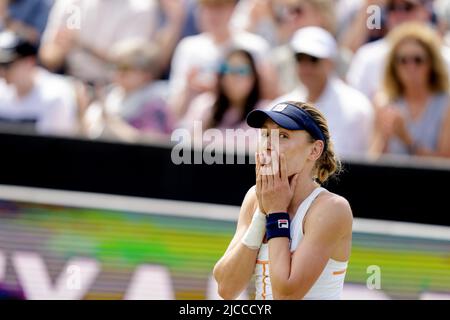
246, 110, 303, 130
295, 49, 329, 59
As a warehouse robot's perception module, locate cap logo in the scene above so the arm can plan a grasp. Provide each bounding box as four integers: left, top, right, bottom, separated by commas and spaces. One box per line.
273, 104, 288, 112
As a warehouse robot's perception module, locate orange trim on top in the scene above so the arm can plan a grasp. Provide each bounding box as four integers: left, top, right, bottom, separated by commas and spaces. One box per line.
333, 269, 347, 275
262, 263, 267, 300
256, 260, 269, 265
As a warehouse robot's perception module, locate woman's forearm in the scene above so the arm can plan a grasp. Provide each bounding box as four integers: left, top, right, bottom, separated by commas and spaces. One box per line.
213, 243, 258, 299
340, 4, 372, 53
39, 43, 67, 71
368, 131, 387, 158
269, 238, 318, 300
268, 238, 303, 299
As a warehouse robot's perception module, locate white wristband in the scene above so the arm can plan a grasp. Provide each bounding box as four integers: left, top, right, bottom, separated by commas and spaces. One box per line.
241, 209, 266, 250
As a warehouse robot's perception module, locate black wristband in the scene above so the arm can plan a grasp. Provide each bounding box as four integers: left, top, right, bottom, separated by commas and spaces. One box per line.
266, 212, 290, 241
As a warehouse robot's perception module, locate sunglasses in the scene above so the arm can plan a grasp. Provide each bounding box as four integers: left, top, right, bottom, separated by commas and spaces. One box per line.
295, 53, 322, 65
395, 54, 427, 66
219, 63, 253, 76
0, 62, 13, 70
387, 1, 418, 13
287, 4, 304, 16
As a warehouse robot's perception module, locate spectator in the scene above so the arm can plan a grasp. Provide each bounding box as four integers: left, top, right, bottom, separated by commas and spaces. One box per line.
232, 0, 337, 93
231, 0, 278, 46
346, 0, 450, 100
83, 39, 173, 142
180, 48, 267, 132
0, 0, 53, 44
340, 0, 388, 54
274, 27, 374, 158
232, 0, 336, 46
0, 31, 78, 136
269, 0, 337, 93
434, 0, 450, 44
39, 0, 184, 85
169, 0, 276, 120
371, 22, 450, 158
158, 0, 201, 80
176, 0, 201, 39
336, 0, 368, 40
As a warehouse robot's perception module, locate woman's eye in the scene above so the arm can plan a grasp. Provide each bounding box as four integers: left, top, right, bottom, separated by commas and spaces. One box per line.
280, 133, 289, 139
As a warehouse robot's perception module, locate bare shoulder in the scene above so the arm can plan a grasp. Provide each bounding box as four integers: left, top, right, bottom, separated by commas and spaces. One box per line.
306, 190, 353, 236
317, 191, 352, 217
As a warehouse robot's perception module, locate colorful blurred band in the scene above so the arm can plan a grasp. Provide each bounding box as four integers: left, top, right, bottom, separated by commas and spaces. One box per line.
0, 185, 449, 300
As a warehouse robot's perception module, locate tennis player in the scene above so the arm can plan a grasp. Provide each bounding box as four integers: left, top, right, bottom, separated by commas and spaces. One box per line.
213, 101, 353, 300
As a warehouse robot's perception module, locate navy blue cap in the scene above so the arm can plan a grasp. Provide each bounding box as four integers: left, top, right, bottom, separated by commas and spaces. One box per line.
246, 102, 327, 150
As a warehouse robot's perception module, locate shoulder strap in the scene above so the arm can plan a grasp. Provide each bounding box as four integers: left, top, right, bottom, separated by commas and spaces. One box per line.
293, 187, 325, 223
290, 187, 326, 249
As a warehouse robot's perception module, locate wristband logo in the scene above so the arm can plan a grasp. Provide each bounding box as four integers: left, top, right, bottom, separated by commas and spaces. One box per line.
278, 219, 289, 229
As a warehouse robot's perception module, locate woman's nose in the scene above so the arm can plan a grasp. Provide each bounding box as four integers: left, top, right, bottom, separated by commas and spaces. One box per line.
265, 132, 280, 151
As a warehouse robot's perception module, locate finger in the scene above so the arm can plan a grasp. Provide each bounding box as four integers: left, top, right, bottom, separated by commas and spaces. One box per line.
255, 152, 260, 175
266, 164, 274, 190
261, 158, 269, 190
261, 168, 267, 192
256, 176, 262, 199
280, 153, 287, 182
271, 149, 279, 179
256, 154, 262, 192
260, 152, 270, 177
290, 174, 299, 192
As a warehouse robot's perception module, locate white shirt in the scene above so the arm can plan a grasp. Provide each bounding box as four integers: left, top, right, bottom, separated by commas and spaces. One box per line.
169, 31, 270, 98
347, 38, 450, 99
274, 76, 374, 158
42, 0, 158, 83
0, 68, 78, 135
254, 187, 348, 300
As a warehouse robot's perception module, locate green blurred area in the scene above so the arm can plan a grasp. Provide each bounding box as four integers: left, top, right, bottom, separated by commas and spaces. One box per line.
0, 201, 449, 299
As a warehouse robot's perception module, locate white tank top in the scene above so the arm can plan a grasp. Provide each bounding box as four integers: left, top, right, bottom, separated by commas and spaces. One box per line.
254, 187, 348, 300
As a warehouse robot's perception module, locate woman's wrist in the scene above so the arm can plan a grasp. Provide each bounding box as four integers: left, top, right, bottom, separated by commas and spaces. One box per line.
241, 208, 266, 250
266, 212, 290, 241
266, 209, 288, 215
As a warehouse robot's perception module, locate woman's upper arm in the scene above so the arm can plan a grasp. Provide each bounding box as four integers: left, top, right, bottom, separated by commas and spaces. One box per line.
223, 185, 258, 255
437, 105, 450, 157
287, 196, 353, 298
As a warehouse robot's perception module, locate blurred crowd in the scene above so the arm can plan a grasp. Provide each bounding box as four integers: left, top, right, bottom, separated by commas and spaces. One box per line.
1, 0, 450, 160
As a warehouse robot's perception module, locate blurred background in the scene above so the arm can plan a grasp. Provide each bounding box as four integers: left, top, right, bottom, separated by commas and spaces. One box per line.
0, 0, 449, 300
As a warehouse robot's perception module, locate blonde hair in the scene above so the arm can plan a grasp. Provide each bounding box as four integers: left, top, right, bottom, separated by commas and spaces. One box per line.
383, 22, 449, 101
110, 38, 161, 76
287, 101, 341, 184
